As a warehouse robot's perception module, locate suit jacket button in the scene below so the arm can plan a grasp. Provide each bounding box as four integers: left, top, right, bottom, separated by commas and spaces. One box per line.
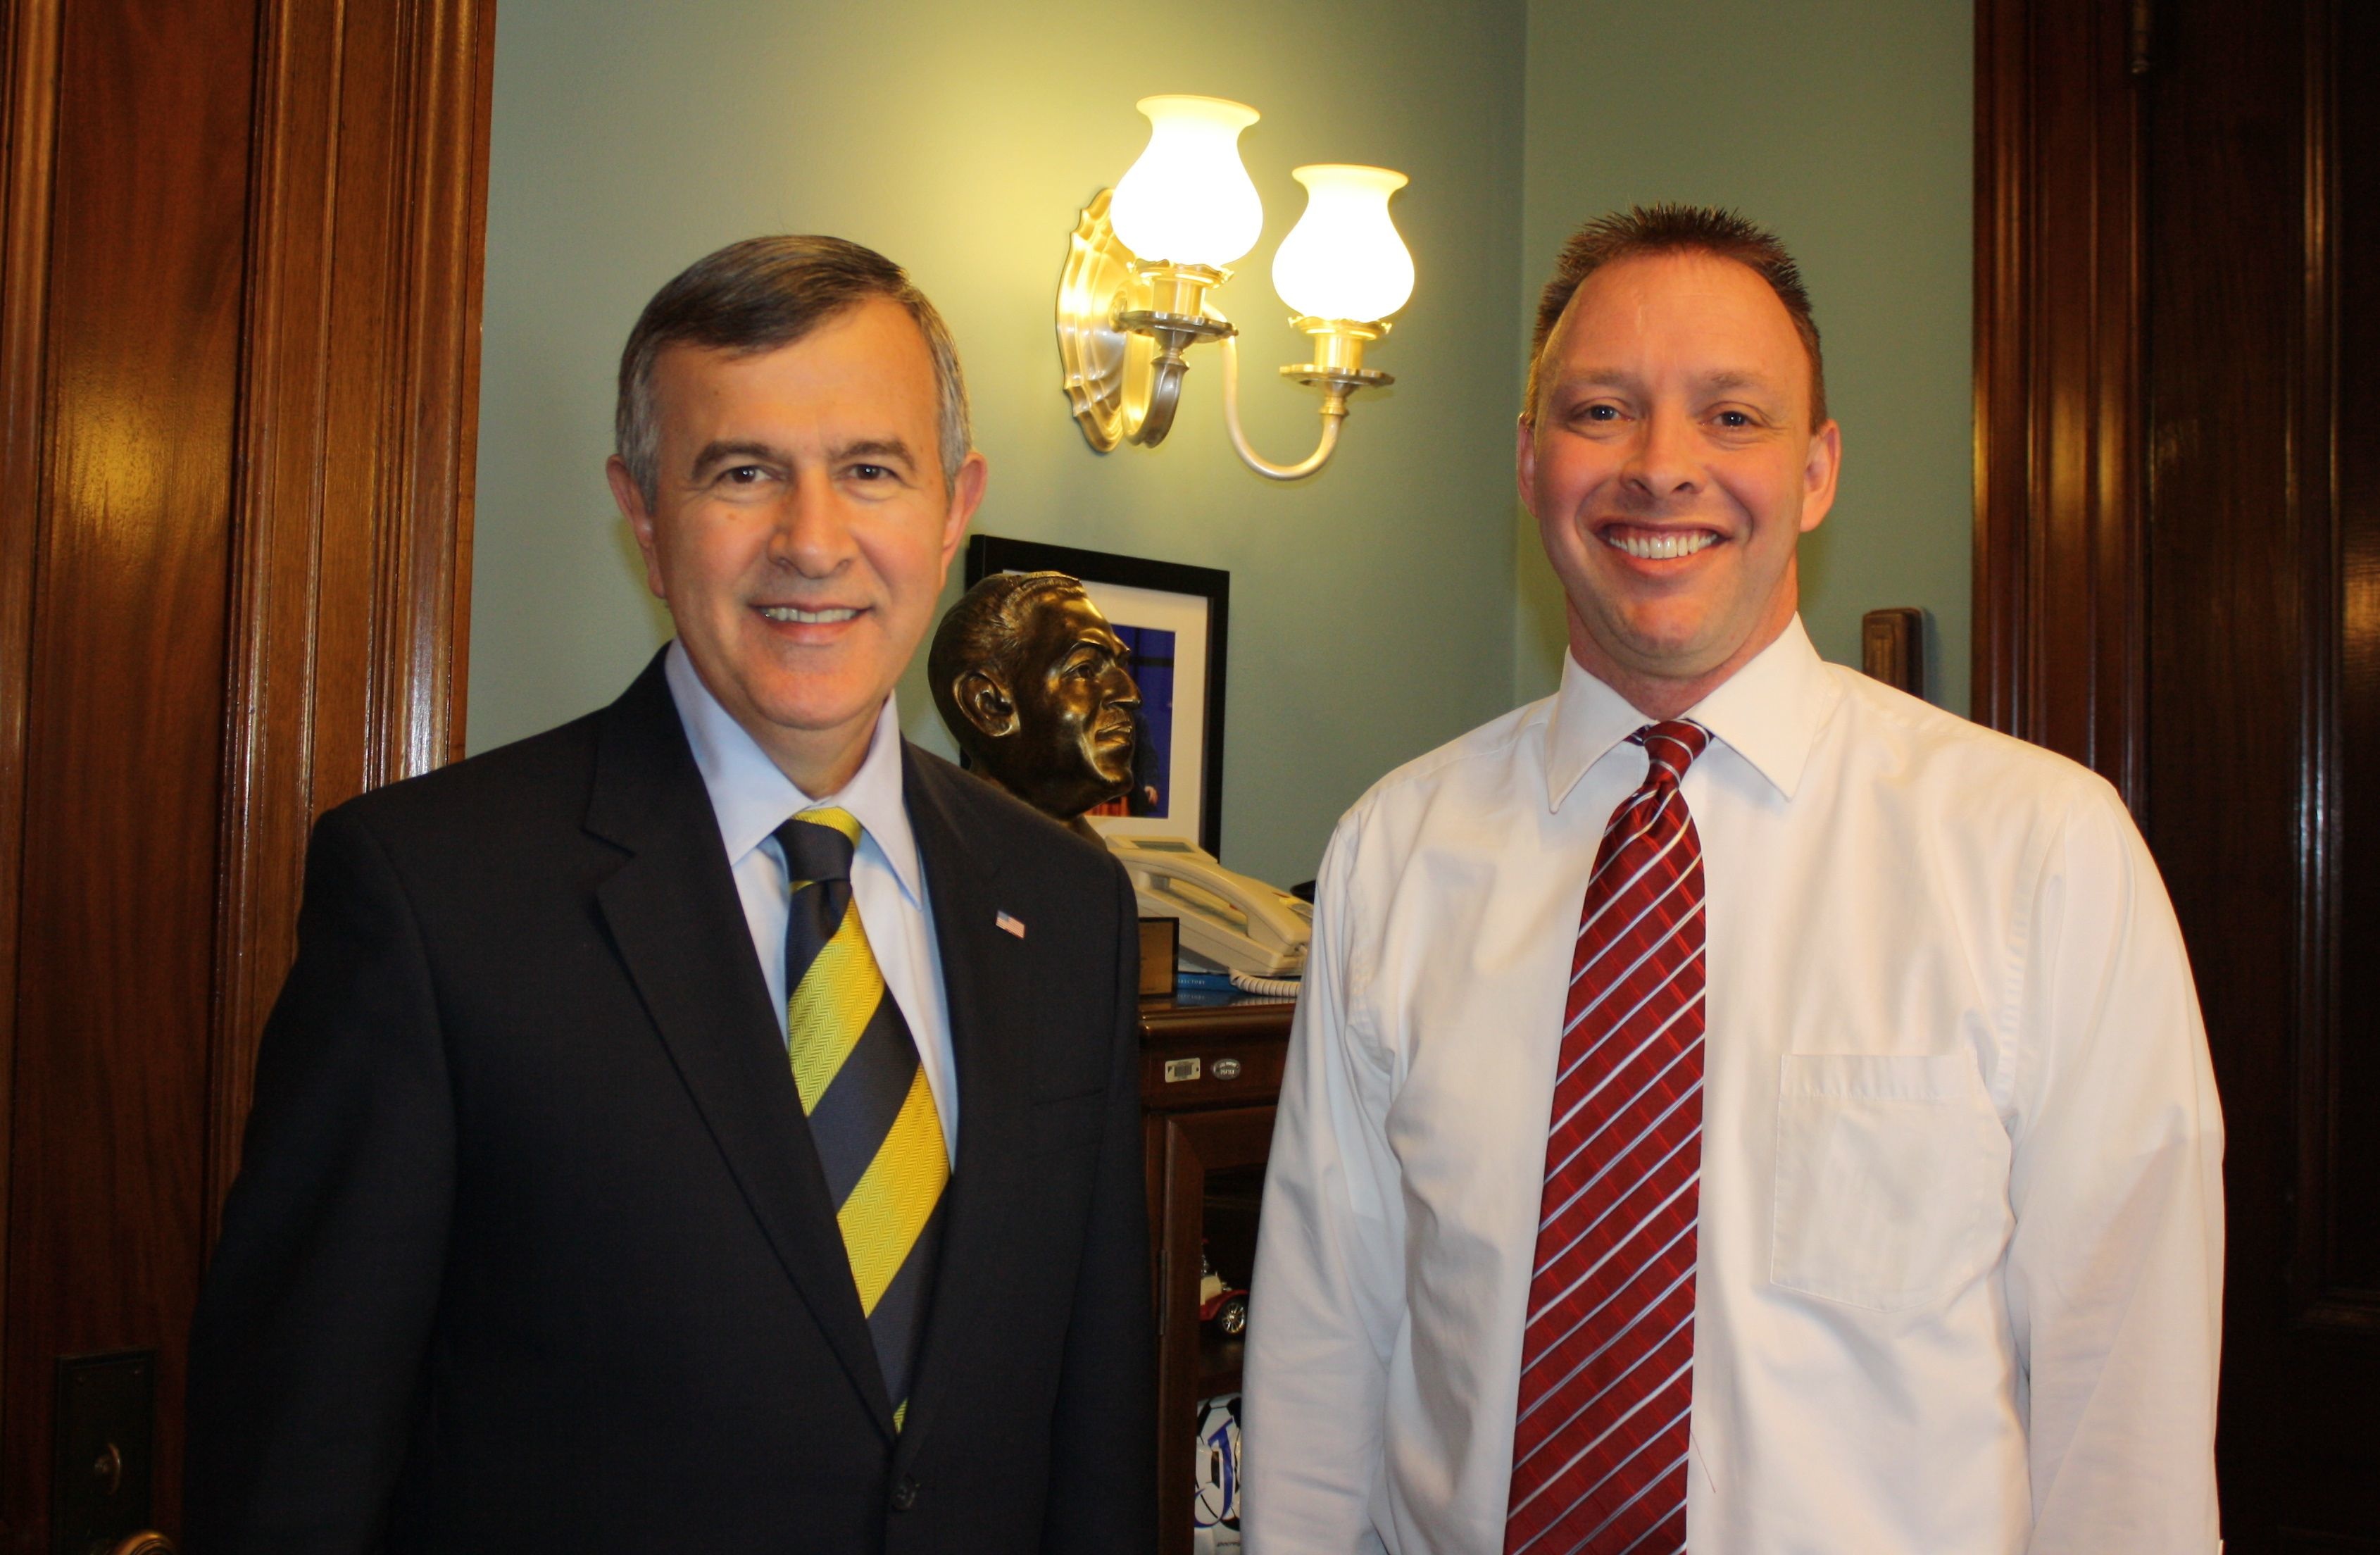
891, 1475, 920, 1512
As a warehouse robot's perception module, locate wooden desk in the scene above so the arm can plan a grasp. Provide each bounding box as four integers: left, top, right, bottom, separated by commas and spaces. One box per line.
1139, 992, 1294, 1555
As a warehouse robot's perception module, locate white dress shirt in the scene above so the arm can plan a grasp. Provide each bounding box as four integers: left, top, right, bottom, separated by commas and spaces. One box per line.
665, 642, 957, 1159
1242, 617, 2223, 1554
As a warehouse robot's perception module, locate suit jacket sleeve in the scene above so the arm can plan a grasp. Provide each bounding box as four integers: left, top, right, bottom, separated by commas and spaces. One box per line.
186, 804, 456, 1552
1038, 858, 1158, 1554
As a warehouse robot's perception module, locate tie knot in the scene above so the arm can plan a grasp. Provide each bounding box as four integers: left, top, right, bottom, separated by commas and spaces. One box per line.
1628, 720, 1710, 787
777, 806, 862, 884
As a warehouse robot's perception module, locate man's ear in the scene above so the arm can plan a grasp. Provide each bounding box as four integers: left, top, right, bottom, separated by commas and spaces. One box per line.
1515, 414, 1540, 518
938, 450, 989, 572
607, 455, 668, 600
1798, 418, 1842, 535
953, 668, 1019, 741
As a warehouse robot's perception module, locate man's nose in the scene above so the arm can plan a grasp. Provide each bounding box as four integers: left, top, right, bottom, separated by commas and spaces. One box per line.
1622, 407, 1701, 500
770, 469, 855, 574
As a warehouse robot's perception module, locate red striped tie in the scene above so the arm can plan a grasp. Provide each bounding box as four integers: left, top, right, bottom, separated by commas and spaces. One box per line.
1505, 720, 1710, 1555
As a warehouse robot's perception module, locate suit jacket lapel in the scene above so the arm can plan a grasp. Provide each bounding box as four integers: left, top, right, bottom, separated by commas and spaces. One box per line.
584, 653, 896, 1437
893, 747, 1036, 1461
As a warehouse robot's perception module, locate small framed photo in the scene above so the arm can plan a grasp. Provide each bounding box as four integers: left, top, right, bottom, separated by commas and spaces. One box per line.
964, 534, 1229, 855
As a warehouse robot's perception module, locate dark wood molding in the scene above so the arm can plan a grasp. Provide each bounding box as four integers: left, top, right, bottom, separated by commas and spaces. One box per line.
1858, 607, 1925, 698
206, 0, 494, 1235
1985, 0, 2380, 1535
2293, 0, 2380, 1336
0, 0, 63, 1506
2293, 0, 2346, 1335
1972, 0, 2148, 803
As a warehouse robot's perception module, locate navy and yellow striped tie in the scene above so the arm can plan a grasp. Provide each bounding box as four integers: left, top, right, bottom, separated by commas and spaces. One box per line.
777, 806, 948, 1430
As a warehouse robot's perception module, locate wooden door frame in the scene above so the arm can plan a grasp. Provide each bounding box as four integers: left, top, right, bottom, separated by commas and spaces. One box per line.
0, 0, 493, 1537
207, 0, 496, 1240
1977, 0, 2380, 1541
1971, 0, 2149, 801
1977, 0, 2370, 1340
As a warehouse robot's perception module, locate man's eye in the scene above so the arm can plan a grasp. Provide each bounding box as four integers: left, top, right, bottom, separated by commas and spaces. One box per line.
1579, 404, 1621, 423
1715, 411, 1755, 429
848, 463, 891, 481
724, 465, 768, 484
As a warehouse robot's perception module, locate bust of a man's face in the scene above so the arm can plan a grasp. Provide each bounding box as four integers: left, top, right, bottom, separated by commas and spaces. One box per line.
929, 576, 1142, 830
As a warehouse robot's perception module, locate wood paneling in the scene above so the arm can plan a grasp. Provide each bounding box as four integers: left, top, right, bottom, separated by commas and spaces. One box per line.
1977, 0, 2380, 1543
0, 8, 65, 1506
2330, 0, 2380, 1316
211, 0, 492, 1239
4, 0, 261, 1532
1972, 0, 2146, 799
0, 0, 491, 1544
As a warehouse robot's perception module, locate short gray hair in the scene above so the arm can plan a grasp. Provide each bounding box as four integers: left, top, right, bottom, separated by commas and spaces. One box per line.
614, 235, 972, 505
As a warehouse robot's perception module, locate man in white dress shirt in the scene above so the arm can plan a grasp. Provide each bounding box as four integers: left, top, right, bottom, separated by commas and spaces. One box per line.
1242, 205, 2224, 1554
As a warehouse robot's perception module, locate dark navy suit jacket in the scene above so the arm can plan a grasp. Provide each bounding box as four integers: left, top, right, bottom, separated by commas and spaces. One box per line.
187, 652, 1155, 1554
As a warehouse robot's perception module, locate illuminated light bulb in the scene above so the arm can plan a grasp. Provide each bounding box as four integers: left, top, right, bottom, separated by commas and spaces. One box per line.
1108, 96, 1264, 269
1270, 164, 1415, 323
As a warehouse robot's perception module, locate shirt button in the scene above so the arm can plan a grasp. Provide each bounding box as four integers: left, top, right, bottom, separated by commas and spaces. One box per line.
890, 1475, 919, 1512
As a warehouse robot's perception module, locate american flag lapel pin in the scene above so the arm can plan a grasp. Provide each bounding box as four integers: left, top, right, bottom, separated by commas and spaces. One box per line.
995, 911, 1026, 939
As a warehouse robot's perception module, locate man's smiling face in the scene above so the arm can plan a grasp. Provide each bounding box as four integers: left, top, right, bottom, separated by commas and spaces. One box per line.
611, 296, 984, 791
1519, 251, 1839, 716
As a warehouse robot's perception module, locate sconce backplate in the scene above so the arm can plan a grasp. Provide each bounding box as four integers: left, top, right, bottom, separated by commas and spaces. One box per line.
1057, 190, 1139, 451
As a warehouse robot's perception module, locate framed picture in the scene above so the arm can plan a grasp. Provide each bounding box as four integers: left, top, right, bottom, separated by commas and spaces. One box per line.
964, 534, 1229, 855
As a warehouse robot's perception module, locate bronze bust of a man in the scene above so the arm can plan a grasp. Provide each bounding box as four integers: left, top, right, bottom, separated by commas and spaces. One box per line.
928, 571, 1142, 837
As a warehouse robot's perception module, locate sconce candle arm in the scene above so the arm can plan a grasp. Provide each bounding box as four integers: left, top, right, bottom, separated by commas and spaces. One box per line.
1113, 296, 1233, 447
1217, 328, 1344, 480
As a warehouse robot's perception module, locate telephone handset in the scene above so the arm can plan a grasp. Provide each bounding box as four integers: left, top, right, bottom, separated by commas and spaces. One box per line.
1106, 835, 1311, 978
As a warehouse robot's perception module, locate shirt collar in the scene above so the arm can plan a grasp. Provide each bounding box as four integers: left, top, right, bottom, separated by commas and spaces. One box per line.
1543, 613, 1841, 811
663, 640, 925, 906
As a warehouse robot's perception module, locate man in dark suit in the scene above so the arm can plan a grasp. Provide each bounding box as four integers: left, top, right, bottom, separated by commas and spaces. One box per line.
186, 236, 1155, 1553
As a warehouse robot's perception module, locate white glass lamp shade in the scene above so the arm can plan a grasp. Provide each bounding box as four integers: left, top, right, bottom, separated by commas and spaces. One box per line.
1108, 95, 1264, 269
1270, 164, 1415, 323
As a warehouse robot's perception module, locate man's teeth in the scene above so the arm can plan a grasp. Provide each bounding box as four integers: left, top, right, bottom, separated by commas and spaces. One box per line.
1608, 530, 1717, 561
760, 606, 859, 623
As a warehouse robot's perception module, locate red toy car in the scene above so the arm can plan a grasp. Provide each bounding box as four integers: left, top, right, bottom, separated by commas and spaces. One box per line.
1199, 1248, 1248, 1336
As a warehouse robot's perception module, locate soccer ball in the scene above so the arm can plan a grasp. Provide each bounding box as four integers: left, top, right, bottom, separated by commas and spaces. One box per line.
1192, 1392, 1243, 1554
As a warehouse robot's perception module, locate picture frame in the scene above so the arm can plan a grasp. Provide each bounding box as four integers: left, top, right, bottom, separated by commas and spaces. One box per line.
963, 534, 1229, 856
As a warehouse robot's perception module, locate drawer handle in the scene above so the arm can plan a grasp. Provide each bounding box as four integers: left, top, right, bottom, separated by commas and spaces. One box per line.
1213, 1058, 1244, 1080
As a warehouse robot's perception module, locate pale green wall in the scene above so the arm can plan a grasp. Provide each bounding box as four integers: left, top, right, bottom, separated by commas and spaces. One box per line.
468, 0, 1972, 886
1511, 0, 1974, 712
466, 0, 1527, 886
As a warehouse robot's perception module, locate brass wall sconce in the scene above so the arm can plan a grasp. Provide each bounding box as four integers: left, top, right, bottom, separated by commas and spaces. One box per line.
1056, 95, 1414, 482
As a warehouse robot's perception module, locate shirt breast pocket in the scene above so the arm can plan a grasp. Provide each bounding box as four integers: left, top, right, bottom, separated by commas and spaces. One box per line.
1770, 1053, 2010, 1313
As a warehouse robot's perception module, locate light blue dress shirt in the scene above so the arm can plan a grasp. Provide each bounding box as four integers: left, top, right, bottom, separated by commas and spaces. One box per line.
664, 642, 957, 1159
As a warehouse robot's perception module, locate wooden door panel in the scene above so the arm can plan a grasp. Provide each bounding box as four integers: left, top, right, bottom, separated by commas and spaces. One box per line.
1979, 0, 2380, 1543
2326, 0, 2380, 1314
1, 0, 259, 1532
0, 0, 491, 1545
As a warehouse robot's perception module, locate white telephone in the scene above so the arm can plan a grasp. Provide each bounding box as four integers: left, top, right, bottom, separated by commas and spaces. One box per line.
1106, 835, 1312, 979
